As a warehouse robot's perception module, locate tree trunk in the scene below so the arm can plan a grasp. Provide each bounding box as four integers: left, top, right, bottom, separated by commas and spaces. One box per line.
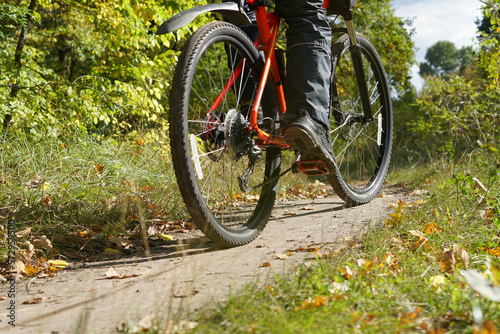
3, 0, 38, 129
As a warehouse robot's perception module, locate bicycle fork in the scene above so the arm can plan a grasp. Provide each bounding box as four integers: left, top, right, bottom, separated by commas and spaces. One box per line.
346, 20, 374, 123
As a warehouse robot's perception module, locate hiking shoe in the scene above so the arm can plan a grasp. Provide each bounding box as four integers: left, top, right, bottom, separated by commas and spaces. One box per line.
284, 115, 337, 172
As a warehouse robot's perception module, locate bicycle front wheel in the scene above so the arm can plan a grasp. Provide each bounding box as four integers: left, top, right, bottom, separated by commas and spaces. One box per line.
328, 34, 393, 206
169, 22, 280, 247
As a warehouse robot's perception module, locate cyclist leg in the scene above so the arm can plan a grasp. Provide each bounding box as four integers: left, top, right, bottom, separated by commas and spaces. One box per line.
276, 0, 336, 168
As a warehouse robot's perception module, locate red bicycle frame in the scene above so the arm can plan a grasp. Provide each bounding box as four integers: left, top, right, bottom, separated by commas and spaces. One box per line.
205, 4, 289, 149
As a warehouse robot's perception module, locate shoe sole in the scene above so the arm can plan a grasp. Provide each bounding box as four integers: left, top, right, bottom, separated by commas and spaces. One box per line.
284, 127, 337, 173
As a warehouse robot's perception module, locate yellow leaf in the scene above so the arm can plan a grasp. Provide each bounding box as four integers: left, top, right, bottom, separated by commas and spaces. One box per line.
24, 263, 40, 275
489, 259, 500, 286
40, 181, 51, 191
156, 233, 174, 242
430, 275, 446, 288
104, 248, 120, 254
48, 260, 68, 269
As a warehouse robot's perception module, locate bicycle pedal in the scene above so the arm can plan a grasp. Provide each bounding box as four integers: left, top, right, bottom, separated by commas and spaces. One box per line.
297, 160, 330, 176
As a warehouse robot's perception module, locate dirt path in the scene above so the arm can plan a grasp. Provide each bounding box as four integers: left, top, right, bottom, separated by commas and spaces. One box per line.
1, 185, 407, 333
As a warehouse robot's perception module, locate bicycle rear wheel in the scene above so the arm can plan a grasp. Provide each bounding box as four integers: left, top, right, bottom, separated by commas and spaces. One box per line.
328, 34, 393, 206
169, 22, 280, 247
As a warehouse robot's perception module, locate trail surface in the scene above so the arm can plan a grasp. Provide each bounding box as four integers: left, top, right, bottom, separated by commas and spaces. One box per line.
1, 185, 407, 333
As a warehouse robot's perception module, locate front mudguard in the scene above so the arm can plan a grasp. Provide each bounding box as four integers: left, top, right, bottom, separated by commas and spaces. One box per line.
156, 3, 252, 35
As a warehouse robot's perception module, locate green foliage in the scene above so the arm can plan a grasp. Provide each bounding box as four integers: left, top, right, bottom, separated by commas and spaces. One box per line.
478, 0, 500, 91
0, 0, 204, 137
351, 0, 416, 95
412, 76, 498, 159
393, 1, 500, 165
419, 41, 474, 76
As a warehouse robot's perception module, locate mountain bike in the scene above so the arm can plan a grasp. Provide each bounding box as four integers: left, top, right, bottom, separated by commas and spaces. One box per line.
156, 0, 393, 247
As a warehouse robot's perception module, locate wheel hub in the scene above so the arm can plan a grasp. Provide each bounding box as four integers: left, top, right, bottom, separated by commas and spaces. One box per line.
202, 112, 226, 161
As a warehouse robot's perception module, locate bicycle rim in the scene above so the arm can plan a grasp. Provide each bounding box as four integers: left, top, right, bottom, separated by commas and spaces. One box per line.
170, 22, 280, 246
329, 34, 393, 205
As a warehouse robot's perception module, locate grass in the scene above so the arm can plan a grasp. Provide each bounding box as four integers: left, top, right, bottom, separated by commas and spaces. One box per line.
0, 131, 313, 260
148, 152, 499, 334
0, 130, 185, 259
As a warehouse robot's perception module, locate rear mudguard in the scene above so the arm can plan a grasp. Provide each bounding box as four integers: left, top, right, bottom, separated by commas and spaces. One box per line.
156, 3, 252, 35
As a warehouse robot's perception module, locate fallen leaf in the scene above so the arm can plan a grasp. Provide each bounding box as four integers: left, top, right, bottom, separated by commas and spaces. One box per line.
429, 275, 446, 291
314, 295, 326, 307
260, 262, 271, 268
408, 307, 422, 319
24, 263, 40, 276
481, 208, 495, 224
284, 210, 297, 216
40, 181, 51, 191
126, 312, 158, 333
385, 199, 405, 227
156, 233, 174, 242
108, 236, 134, 249
274, 253, 290, 260
301, 205, 315, 210
22, 298, 43, 304
95, 164, 104, 174
437, 243, 469, 274
42, 194, 52, 207
48, 260, 68, 269
32, 235, 53, 250
329, 281, 350, 293
16, 227, 32, 238
339, 265, 355, 279
173, 289, 199, 298
103, 267, 140, 279
14, 261, 25, 274
25, 179, 42, 189
423, 222, 441, 235
489, 260, 500, 286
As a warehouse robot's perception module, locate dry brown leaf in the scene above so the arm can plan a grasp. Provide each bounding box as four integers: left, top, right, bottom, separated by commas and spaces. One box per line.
283, 210, 297, 216
482, 208, 495, 224
301, 205, 315, 211
13, 261, 25, 274
274, 253, 290, 260
314, 295, 326, 307
357, 258, 373, 272
22, 297, 42, 304
32, 235, 53, 250
103, 267, 140, 279
473, 320, 498, 334
423, 222, 441, 235
108, 236, 134, 249
173, 289, 199, 298
437, 243, 469, 274
16, 227, 32, 238
260, 262, 271, 268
